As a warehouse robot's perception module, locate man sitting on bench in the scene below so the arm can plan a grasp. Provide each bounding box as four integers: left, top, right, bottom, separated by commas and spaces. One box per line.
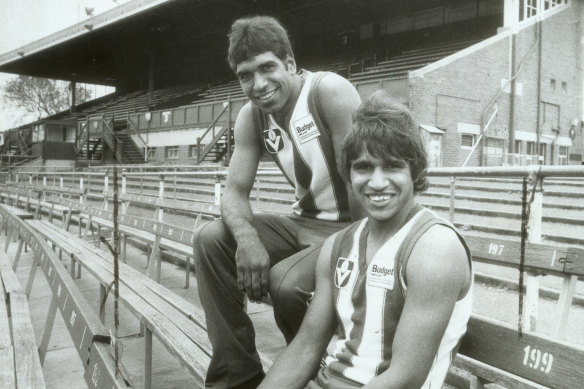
193, 15, 362, 388
259, 91, 473, 389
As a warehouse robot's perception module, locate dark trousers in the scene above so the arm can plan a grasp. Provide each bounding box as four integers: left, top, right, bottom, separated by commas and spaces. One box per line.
193, 214, 349, 388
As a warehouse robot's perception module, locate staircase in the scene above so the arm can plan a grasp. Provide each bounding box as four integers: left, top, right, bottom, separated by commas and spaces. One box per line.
198, 129, 234, 164
77, 139, 103, 160
116, 132, 145, 164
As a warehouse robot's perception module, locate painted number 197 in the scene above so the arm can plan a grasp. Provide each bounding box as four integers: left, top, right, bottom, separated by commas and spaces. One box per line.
523, 345, 553, 374
488, 243, 505, 256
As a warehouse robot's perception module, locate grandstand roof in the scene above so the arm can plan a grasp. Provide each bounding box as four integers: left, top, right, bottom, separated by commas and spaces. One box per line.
0, 0, 434, 90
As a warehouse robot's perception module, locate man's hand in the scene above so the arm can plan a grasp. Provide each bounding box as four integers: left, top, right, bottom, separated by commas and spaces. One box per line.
235, 240, 270, 302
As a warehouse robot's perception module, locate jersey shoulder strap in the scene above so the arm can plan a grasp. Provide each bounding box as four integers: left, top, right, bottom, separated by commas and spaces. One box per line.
307, 71, 333, 139
395, 209, 471, 297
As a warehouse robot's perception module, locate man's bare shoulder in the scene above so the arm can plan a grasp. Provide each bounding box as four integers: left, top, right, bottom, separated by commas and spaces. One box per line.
408, 224, 469, 289
235, 101, 255, 127
315, 71, 358, 97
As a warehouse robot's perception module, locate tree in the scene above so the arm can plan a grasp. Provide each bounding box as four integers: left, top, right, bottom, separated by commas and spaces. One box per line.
1, 75, 92, 121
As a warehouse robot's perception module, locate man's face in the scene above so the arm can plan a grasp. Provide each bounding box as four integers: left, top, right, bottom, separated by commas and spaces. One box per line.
350, 150, 415, 223
235, 51, 296, 115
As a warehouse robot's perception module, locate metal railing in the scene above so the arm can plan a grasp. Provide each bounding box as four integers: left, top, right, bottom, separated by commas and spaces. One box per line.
196, 98, 232, 164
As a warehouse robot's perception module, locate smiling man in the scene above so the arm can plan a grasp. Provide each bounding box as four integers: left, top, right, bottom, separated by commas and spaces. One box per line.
193, 15, 362, 388
258, 91, 473, 389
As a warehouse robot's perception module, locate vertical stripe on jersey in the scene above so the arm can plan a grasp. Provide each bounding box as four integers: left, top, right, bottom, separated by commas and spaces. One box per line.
292, 143, 319, 218
309, 79, 351, 221
253, 71, 351, 221
345, 224, 369, 354
326, 220, 367, 371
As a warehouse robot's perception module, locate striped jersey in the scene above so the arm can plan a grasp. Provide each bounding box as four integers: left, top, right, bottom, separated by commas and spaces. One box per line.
325, 207, 473, 387
253, 70, 350, 222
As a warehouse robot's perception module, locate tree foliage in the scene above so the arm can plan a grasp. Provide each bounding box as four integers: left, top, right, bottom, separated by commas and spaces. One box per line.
1, 75, 92, 121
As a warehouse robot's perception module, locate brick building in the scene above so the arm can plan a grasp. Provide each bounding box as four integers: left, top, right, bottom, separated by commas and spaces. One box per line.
408, 0, 583, 167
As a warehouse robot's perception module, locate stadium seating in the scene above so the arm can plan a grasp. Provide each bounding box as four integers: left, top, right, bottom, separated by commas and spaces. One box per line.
2, 170, 584, 387
0, 206, 132, 389
0, 241, 45, 388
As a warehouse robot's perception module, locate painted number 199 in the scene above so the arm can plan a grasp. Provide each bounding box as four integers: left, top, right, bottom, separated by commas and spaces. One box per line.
523, 345, 553, 374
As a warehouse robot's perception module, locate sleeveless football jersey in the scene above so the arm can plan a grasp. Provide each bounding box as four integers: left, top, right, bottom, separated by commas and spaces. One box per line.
253, 71, 350, 222
325, 207, 473, 387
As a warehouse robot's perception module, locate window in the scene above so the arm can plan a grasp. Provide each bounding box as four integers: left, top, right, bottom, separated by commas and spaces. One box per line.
485, 138, 504, 154
559, 146, 569, 165
514, 140, 522, 154
539, 143, 547, 164
146, 148, 157, 161
165, 146, 179, 159
460, 134, 476, 148
32, 124, 45, 142
65, 127, 76, 142
524, 0, 538, 19
189, 145, 198, 158
550, 79, 556, 91
562, 82, 567, 95
526, 141, 536, 155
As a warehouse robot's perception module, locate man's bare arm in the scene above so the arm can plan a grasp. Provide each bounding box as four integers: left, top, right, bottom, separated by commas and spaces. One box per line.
317, 73, 364, 221
221, 102, 270, 301
259, 235, 338, 388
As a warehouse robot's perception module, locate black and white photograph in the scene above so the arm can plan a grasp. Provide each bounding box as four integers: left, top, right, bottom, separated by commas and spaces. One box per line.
0, 1, 582, 388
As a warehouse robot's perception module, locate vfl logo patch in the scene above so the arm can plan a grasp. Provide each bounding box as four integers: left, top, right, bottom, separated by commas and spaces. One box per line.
263, 128, 284, 153
335, 257, 355, 288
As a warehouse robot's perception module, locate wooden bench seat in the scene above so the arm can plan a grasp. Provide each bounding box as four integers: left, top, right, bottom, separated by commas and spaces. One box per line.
27, 219, 212, 387
445, 235, 584, 389
0, 206, 131, 389
5, 189, 584, 388
50, 196, 211, 288
0, 186, 70, 222
0, 246, 46, 388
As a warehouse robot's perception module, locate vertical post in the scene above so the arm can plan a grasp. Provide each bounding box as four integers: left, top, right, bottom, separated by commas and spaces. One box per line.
173, 172, 177, 199
60, 176, 64, 198
121, 170, 127, 214
145, 327, 153, 389
79, 177, 84, 204
158, 174, 164, 222
214, 174, 222, 207
554, 275, 577, 339
42, 176, 47, 201
524, 172, 543, 332
196, 137, 201, 164
104, 173, 109, 211
449, 177, 456, 223
38, 296, 59, 365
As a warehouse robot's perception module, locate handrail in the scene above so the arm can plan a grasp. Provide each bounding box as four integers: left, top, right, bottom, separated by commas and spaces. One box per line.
198, 102, 229, 144
101, 116, 124, 162
124, 113, 147, 161
428, 165, 584, 178
16, 171, 107, 177
196, 99, 231, 163
11, 166, 584, 179
77, 121, 89, 155
197, 126, 230, 164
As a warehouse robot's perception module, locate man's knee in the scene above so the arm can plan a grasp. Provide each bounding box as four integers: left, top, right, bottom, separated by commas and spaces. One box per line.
194, 220, 230, 268
269, 262, 314, 308
268, 264, 289, 305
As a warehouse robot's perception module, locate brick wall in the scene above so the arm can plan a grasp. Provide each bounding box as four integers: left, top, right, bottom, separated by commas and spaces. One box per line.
409, 2, 583, 167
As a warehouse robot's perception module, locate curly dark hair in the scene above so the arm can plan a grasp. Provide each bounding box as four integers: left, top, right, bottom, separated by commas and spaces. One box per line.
341, 90, 429, 193
227, 15, 294, 71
